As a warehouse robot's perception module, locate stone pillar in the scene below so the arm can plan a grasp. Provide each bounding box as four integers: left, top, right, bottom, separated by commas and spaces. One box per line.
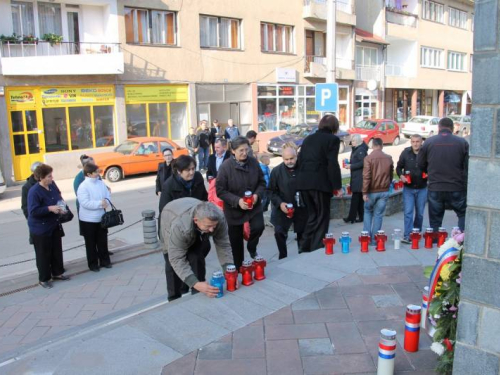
438, 90, 445, 117
411, 89, 418, 117
453, 1, 500, 373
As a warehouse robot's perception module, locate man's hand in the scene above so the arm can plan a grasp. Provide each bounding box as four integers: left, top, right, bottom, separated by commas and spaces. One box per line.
363, 194, 369, 202
238, 198, 249, 210
156, 192, 161, 196
193, 282, 220, 298
280, 202, 289, 214
400, 175, 408, 184
252, 194, 258, 205
345, 164, 351, 170
336, 189, 344, 197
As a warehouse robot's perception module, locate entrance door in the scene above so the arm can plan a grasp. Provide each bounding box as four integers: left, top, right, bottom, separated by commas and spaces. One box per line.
10, 110, 45, 180
230, 103, 240, 125
67, 11, 81, 54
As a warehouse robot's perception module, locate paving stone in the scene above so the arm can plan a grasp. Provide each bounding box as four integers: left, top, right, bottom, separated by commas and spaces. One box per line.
291, 296, 320, 311
326, 322, 367, 354
377, 266, 405, 275
278, 258, 348, 283
266, 267, 329, 293
265, 323, 329, 340
299, 338, 334, 356
195, 358, 267, 375
302, 353, 376, 374
264, 306, 294, 325
405, 348, 438, 371
340, 284, 394, 297
360, 273, 412, 285
345, 295, 386, 321
356, 268, 381, 275
21, 326, 49, 344
391, 283, 423, 305
294, 309, 353, 324
357, 320, 404, 338
399, 266, 428, 285
10, 318, 39, 336
266, 339, 303, 375
197, 342, 232, 360
315, 288, 347, 310
369, 250, 420, 267
372, 294, 403, 308
232, 325, 265, 359
249, 319, 263, 326
161, 351, 197, 375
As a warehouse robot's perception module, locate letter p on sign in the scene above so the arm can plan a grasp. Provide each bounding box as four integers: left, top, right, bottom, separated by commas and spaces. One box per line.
315, 83, 339, 113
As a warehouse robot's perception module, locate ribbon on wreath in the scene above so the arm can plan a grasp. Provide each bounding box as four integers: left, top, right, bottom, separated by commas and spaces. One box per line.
427, 246, 461, 307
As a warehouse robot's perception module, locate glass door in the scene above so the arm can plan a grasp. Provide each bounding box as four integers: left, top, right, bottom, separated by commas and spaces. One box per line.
10, 110, 45, 180
67, 11, 81, 54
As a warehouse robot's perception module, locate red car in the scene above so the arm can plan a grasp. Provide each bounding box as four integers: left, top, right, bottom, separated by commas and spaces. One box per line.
348, 119, 400, 148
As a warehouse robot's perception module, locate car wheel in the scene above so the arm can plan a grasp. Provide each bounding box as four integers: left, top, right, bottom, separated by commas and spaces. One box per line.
404, 134, 411, 139
392, 136, 400, 146
368, 139, 374, 149
105, 167, 122, 183
339, 141, 345, 154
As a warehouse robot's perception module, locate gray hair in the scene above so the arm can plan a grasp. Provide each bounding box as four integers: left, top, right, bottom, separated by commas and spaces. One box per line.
215, 138, 227, 147
410, 134, 423, 140
351, 134, 362, 146
193, 202, 222, 222
30, 161, 42, 173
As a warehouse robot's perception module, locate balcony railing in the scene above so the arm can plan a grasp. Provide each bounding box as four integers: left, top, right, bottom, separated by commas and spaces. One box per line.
303, 0, 354, 15
0, 41, 121, 58
305, 55, 354, 72
385, 7, 418, 27
386, 63, 416, 77
355, 65, 381, 81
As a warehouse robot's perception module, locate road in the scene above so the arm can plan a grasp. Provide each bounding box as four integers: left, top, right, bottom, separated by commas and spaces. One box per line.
0, 138, 412, 280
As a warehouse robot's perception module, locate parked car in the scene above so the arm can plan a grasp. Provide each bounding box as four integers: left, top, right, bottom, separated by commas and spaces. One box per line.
348, 119, 400, 148
448, 115, 471, 137
267, 123, 350, 156
0, 164, 5, 196
92, 137, 188, 182
401, 116, 440, 139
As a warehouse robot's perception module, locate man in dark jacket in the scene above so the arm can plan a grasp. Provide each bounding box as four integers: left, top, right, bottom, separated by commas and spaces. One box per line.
362, 138, 394, 243
269, 145, 306, 259
210, 119, 223, 153
206, 138, 231, 180
397, 134, 427, 243
344, 134, 369, 223
197, 120, 211, 171
418, 117, 468, 231
185, 127, 199, 160
296, 115, 343, 253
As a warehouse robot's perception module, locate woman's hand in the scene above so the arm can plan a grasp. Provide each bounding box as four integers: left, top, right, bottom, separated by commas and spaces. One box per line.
101, 199, 109, 209
48, 205, 62, 214
345, 164, 351, 169
238, 198, 249, 210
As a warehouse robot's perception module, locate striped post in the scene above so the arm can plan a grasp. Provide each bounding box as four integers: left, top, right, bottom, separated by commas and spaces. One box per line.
404, 304, 421, 352
421, 287, 429, 329
377, 329, 397, 375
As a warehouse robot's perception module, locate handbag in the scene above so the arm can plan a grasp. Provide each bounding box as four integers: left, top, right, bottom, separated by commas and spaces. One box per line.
100, 198, 124, 229
59, 205, 74, 224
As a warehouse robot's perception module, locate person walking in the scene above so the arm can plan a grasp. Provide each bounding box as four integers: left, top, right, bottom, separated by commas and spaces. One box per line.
224, 118, 240, 141
160, 198, 235, 301
210, 120, 223, 153
156, 148, 174, 196
259, 154, 271, 212
362, 138, 394, 244
269, 144, 306, 259
185, 127, 200, 161
418, 117, 469, 232
246, 130, 258, 158
216, 136, 266, 269
197, 121, 211, 171
397, 134, 427, 243
296, 115, 343, 253
344, 134, 368, 224
27, 164, 70, 288
77, 163, 112, 272
206, 138, 231, 180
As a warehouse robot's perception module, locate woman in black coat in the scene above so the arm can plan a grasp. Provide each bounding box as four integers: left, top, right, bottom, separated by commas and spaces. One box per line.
344, 134, 369, 223
216, 136, 266, 270
156, 148, 174, 196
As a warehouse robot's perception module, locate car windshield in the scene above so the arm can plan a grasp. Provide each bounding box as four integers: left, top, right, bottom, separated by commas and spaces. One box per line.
448, 115, 461, 121
286, 126, 303, 135
408, 117, 429, 124
355, 120, 377, 130
115, 140, 138, 155
297, 128, 315, 137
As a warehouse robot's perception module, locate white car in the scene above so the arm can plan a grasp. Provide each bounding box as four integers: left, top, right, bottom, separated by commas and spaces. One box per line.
0, 165, 6, 196
401, 116, 440, 139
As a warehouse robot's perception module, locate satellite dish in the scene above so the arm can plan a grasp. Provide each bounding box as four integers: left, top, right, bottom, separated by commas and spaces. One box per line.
367, 80, 378, 91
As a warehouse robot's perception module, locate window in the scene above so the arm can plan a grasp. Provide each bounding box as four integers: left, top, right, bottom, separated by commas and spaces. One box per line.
200, 15, 240, 49
94, 106, 115, 148
449, 7, 467, 29
420, 46, 443, 69
125, 7, 177, 45
69, 107, 93, 150
38, 2, 62, 36
43, 108, 69, 153
11, 1, 35, 36
448, 51, 467, 72
261, 23, 294, 53
356, 46, 378, 66
423, 0, 444, 23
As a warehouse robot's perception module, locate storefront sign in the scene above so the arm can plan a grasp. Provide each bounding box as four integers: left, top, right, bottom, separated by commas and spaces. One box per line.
279, 86, 295, 96
8, 89, 36, 107
275, 68, 297, 83
40, 86, 115, 106
125, 85, 189, 103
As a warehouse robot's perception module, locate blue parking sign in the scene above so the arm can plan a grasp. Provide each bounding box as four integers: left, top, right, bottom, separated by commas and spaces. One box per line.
315, 83, 339, 112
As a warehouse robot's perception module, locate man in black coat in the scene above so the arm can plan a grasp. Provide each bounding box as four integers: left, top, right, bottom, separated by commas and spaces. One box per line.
210, 119, 223, 153
206, 138, 231, 180
296, 115, 343, 252
269, 145, 306, 259
21, 162, 42, 244
344, 134, 369, 223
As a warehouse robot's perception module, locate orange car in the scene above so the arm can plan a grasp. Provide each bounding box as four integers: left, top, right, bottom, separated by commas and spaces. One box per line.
92, 137, 188, 182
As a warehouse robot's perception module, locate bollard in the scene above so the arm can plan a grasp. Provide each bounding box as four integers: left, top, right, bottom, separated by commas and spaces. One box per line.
421, 286, 429, 329
142, 210, 160, 250
377, 329, 397, 375
404, 304, 421, 352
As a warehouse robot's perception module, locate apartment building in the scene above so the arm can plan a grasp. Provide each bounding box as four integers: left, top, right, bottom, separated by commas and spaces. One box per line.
355, 0, 474, 123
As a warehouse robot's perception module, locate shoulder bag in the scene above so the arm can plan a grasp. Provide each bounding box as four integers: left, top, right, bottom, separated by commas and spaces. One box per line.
101, 198, 124, 229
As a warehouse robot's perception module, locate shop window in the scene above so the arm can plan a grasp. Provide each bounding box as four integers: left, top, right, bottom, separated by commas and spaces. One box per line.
200, 15, 240, 49
11, 1, 35, 37
13, 134, 26, 155
11, 111, 24, 133
258, 98, 277, 132
38, 2, 62, 36
170, 102, 188, 140
261, 23, 294, 53
25, 110, 37, 131
126, 104, 147, 137
257, 86, 277, 97
43, 108, 69, 153
149, 103, 168, 137
27, 133, 40, 154
94, 106, 115, 148
279, 98, 297, 130
69, 107, 93, 150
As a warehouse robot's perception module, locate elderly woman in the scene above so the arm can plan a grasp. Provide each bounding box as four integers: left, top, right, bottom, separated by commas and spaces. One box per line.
216, 136, 266, 269
27, 164, 70, 289
344, 134, 369, 223
77, 163, 112, 272
156, 148, 174, 196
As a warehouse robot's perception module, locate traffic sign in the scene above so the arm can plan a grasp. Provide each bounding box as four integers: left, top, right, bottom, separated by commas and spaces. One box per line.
315, 83, 339, 112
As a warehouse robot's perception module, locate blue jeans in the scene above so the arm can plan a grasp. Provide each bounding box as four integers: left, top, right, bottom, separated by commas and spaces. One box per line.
403, 186, 427, 238
198, 147, 209, 170
427, 190, 466, 232
363, 191, 389, 240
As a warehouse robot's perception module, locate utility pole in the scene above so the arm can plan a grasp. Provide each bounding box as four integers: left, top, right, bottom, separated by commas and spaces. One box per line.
326, 0, 337, 83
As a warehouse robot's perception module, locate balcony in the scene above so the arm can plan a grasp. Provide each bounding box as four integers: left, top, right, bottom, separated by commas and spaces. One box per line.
386, 64, 415, 77
305, 55, 355, 80
385, 7, 418, 27
355, 65, 382, 81
303, 0, 356, 26
0, 42, 124, 76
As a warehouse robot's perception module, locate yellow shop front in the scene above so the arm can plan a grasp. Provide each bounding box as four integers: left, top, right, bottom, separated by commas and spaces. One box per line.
6, 86, 116, 181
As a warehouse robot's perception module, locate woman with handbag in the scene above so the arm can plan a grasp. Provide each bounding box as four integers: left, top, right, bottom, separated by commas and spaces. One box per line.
27, 164, 70, 289
77, 163, 112, 272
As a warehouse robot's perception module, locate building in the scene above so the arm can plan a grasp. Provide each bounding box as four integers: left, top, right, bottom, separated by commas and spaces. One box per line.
355, 0, 474, 123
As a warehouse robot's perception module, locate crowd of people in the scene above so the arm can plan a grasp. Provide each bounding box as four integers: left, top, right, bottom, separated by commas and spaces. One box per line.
21, 115, 468, 299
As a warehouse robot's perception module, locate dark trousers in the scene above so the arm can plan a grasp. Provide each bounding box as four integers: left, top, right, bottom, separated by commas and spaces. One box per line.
428, 190, 467, 232
164, 234, 210, 301
80, 220, 110, 270
32, 228, 64, 282
299, 190, 332, 253
346, 192, 364, 222
227, 213, 265, 270
198, 147, 209, 170
274, 223, 303, 260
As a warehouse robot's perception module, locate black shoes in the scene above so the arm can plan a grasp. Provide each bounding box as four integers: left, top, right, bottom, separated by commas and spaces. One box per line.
343, 218, 354, 224
401, 238, 411, 244
108, 251, 114, 256
90, 267, 100, 272
52, 274, 70, 281
102, 264, 112, 269
39, 281, 53, 289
